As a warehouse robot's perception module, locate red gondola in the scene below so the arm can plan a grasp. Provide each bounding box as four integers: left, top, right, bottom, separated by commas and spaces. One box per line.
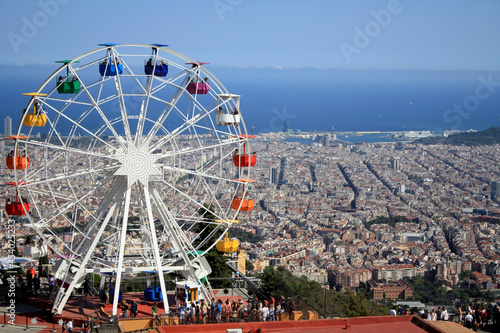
5, 182, 29, 216
233, 135, 257, 168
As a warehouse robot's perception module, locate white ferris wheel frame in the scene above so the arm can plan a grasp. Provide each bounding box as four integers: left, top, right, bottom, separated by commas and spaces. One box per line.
11, 44, 254, 316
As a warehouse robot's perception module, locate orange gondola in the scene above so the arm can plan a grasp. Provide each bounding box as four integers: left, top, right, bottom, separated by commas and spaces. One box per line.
231, 178, 256, 212
5, 135, 30, 170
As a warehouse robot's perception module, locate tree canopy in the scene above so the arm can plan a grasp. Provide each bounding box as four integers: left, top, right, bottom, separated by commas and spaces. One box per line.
260, 266, 389, 318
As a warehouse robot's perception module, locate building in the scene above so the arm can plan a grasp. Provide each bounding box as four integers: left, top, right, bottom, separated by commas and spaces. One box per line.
323, 134, 330, 147
372, 264, 416, 282
270, 167, 279, 185
283, 119, 289, 133
491, 180, 500, 200
367, 279, 414, 301
4, 116, 12, 137
390, 157, 400, 170
329, 268, 372, 288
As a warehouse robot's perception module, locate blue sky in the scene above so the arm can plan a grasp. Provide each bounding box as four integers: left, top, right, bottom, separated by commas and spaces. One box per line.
1, 0, 500, 70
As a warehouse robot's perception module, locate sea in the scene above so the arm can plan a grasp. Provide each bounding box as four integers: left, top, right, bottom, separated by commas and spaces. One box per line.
1, 65, 499, 141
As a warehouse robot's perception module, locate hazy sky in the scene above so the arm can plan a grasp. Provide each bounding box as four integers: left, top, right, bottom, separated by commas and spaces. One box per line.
1, 0, 499, 70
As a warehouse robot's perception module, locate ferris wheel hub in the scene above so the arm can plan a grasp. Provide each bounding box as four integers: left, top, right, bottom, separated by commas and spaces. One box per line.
113, 141, 162, 188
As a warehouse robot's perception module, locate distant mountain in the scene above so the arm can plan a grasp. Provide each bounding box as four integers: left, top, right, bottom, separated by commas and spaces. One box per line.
415, 127, 500, 145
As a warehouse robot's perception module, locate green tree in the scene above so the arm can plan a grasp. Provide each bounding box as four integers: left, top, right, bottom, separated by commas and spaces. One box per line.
204, 250, 232, 288
260, 266, 388, 318
245, 259, 254, 271
343, 289, 370, 317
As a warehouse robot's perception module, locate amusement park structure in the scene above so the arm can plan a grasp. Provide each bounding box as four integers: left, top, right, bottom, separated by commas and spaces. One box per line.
4, 44, 256, 317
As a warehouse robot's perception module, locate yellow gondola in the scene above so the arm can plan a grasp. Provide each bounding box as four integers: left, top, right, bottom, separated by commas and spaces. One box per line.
216, 231, 239, 252
22, 92, 47, 127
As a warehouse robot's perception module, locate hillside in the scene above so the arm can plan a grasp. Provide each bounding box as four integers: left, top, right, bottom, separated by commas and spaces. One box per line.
415, 127, 500, 145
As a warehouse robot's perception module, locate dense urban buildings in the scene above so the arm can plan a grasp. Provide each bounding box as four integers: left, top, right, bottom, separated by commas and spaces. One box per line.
2, 131, 500, 302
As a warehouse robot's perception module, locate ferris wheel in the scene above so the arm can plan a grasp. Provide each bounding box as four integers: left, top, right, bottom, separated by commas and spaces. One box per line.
8, 44, 256, 315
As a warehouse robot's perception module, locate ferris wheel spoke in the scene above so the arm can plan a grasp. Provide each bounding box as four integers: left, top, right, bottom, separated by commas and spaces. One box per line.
134, 50, 162, 142
160, 164, 239, 187
145, 80, 188, 142
158, 137, 239, 160
109, 50, 133, 142
28, 174, 116, 231
23, 163, 116, 188
150, 187, 196, 258
24, 138, 101, 159
155, 179, 227, 223
79, 81, 127, 151
151, 105, 221, 151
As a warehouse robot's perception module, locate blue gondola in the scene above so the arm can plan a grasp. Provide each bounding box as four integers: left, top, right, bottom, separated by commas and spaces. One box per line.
99, 61, 123, 77
144, 61, 168, 77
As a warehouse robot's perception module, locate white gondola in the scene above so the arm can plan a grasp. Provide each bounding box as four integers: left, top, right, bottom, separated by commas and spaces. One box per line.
216, 94, 241, 126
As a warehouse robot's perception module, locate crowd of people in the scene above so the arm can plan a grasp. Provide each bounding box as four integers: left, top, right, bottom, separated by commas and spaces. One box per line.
10, 266, 43, 299
174, 295, 296, 325
403, 302, 500, 330
459, 303, 500, 330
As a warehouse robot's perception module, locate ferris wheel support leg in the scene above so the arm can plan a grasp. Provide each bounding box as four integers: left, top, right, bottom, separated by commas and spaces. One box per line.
112, 187, 132, 317
150, 188, 214, 303
52, 190, 122, 314
143, 186, 169, 314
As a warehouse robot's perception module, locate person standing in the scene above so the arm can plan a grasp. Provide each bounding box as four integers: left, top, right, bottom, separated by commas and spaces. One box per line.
103, 283, 110, 304
210, 298, 217, 323
48, 275, 55, 296
201, 300, 208, 324
238, 300, 246, 322
66, 319, 73, 333
185, 302, 192, 324
441, 308, 448, 321
33, 275, 41, 296
216, 300, 222, 323
435, 307, 442, 320
261, 302, 269, 322
178, 302, 186, 324
431, 309, 437, 321
120, 299, 129, 318
465, 311, 473, 329
269, 304, 276, 321
130, 299, 138, 318
152, 302, 158, 319
398, 305, 404, 316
